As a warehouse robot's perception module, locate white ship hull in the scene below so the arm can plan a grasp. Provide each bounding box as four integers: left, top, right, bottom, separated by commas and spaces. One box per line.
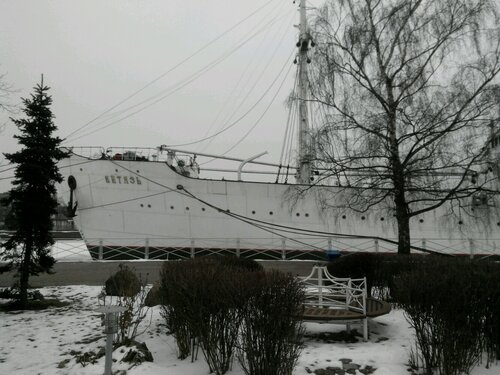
58, 151, 500, 260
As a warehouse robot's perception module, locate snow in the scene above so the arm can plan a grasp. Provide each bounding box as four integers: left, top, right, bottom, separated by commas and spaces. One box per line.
0, 285, 498, 375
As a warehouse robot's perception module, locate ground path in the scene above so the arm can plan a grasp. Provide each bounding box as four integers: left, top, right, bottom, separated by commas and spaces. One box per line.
0, 260, 321, 287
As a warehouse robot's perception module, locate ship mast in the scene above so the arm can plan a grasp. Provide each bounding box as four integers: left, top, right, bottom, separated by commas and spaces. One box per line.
296, 0, 313, 184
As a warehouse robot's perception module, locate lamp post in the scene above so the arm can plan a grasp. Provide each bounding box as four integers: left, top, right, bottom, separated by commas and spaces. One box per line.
96, 305, 127, 375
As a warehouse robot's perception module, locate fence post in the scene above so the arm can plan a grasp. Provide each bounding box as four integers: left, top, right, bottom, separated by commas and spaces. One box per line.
190, 239, 195, 259
236, 238, 240, 258
98, 240, 103, 260
144, 238, 149, 260
281, 238, 286, 260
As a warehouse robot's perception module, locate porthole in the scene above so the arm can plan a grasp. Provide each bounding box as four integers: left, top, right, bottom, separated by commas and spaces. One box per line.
342, 215, 346, 219
419, 219, 424, 223
136, 170, 140, 173
361, 216, 366, 220
147, 204, 151, 208
305, 213, 309, 217
202, 207, 206, 212
380, 217, 385, 221
79, 168, 83, 171
170, 206, 174, 210
497, 222, 500, 226
269, 211, 274, 216
296, 213, 300, 217
252, 210, 256, 214
458, 220, 463, 225
115, 169, 118, 172
186, 207, 190, 211
140, 204, 144, 207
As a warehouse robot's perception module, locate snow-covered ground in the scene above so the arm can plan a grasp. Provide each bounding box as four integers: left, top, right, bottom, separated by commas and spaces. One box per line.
0, 285, 498, 375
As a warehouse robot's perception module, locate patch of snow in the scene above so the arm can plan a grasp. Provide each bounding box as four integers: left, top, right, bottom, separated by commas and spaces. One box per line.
0, 286, 498, 374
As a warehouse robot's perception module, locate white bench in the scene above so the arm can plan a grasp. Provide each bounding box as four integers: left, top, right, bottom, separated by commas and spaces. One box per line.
299, 265, 368, 341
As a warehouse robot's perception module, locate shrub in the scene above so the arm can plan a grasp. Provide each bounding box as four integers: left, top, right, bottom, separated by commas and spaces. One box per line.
100, 265, 151, 344
159, 259, 304, 375
237, 270, 304, 375
104, 264, 141, 297
393, 258, 495, 375
160, 258, 249, 372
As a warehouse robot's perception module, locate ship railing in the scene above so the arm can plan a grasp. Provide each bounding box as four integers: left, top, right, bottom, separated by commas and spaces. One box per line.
65, 145, 290, 181
29, 235, 500, 262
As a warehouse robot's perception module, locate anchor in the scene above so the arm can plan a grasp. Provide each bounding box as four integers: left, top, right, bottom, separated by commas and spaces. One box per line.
67, 175, 78, 218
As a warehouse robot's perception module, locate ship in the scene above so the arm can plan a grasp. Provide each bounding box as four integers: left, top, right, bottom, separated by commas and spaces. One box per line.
58, 0, 500, 260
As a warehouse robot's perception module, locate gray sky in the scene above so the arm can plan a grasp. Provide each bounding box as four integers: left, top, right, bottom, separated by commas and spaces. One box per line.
1, 0, 311, 191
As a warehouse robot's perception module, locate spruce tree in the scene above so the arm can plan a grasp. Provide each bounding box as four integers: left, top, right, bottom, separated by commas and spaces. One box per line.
1, 77, 67, 308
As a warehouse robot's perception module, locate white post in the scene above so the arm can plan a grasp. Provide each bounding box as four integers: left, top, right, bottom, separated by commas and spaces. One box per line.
236, 238, 240, 258
98, 240, 103, 260
469, 239, 474, 259
374, 239, 379, 253
144, 238, 149, 260
190, 239, 195, 259
281, 238, 286, 260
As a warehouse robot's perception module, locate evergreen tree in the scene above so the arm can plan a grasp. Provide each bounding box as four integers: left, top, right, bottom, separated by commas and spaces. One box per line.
1, 77, 67, 308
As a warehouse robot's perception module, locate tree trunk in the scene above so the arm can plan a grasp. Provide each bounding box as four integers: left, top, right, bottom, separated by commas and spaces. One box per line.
19, 240, 32, 309
396, 211, 411, 255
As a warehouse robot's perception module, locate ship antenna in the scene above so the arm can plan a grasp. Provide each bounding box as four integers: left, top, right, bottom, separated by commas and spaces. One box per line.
296, 0, 313, 184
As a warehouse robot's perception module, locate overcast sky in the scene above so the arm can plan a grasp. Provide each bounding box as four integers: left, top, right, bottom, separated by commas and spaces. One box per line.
0, 0, 317, 191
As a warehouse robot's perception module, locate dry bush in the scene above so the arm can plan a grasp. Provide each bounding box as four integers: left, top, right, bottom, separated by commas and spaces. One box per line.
393, 258, 499, 375
237, 270, 304, 375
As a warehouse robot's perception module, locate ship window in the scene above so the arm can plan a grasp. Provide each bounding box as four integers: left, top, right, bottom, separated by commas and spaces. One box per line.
305, 213, 309, 217
380, 217, 385, 221
296, 213, 300, 217
458, 220, 463, 225
419, 219, 424, 223
269, 211, 274, 215
202, 207, 206, 212
140, 204, 144, 207
361, 216, 366, 220
342, 215, 346, 219
136, 170, 140, 173
252, 210, 256, 214
497, 222, 500, 226
148, 204, 151, 208
186, 207, 189, 211
170, 206, 174, 210
115, 169, 118, 172
80, 168, 83, 171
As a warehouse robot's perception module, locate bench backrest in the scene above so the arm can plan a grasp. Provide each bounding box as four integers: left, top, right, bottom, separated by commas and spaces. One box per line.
299, 265, 367, 314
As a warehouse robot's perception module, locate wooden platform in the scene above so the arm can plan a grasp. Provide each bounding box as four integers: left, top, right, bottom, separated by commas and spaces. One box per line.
303, 298, 391, 321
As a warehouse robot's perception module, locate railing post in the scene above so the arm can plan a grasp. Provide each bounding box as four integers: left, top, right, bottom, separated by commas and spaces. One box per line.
422, 239, 426, 251
190, 239, 195, 259
281, 238, 286, 260
98, 240, 103, 260
328, 238, 332, 253
144, 238, 149, 260
374, 239, 379, 253
469, 239, 474, 259
236, 238, 240, 258
318, 268, 323, 307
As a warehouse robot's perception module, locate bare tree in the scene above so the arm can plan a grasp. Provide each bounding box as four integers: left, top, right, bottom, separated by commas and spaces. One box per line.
308, 0, 500, 254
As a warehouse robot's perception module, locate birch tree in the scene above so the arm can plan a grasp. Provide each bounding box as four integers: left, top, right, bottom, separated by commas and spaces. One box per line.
309, 0, 500, 254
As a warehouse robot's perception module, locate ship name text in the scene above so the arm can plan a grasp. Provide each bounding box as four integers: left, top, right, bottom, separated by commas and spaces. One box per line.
104, 175, 143, 185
